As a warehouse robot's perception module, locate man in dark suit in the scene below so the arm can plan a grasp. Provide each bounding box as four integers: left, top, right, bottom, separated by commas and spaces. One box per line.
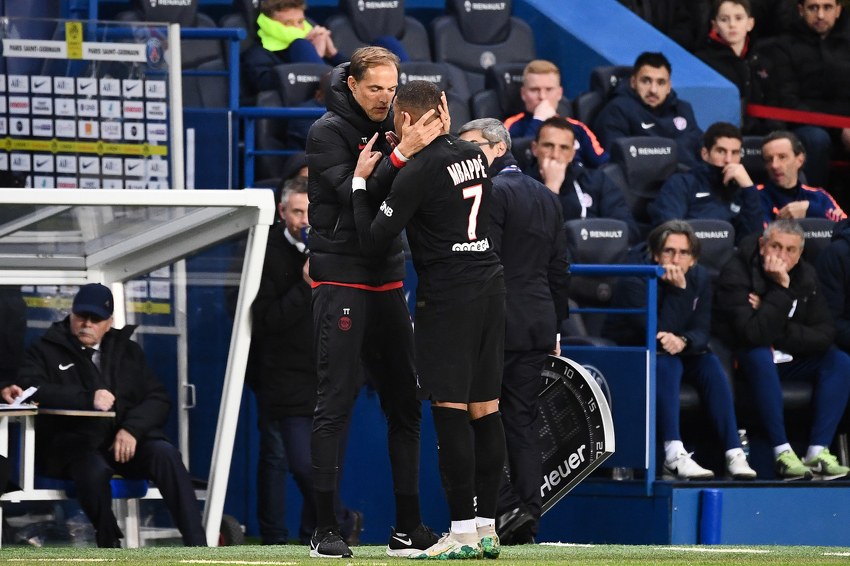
2, 284, 205, 548
459, 118, 570, 545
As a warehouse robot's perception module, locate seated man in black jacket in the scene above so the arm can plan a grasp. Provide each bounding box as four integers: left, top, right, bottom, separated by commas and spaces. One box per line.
529, 116, 641, 244
651, 121, 763, 244
816, 218, 850, 353
603, 221, 756, 480
1, 284, 205, 548
714, 219, 850, 480
459, 118, 570, 544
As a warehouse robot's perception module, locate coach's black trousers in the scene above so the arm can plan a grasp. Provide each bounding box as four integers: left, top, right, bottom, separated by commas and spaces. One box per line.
63, 439, 205, 548
496, 349, 548, 534
311, 285, 421, 497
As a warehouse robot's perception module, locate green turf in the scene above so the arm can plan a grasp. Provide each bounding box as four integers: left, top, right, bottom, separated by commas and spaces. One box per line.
0, 543, 849, 565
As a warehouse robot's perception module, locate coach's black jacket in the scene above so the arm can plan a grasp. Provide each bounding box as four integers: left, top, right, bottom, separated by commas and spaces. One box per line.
15, 318, 171, 476
712, 233, 834, 356
250, 223, 317, 418
489, 153, 570, 352
306, 62, 406, 285
816, 218, 850, 352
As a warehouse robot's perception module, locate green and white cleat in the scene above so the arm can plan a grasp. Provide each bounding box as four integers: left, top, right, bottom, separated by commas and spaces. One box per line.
409, 531, 483, 560
478, 524, 500, 559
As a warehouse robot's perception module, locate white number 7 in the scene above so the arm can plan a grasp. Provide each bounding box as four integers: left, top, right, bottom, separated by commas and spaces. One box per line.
463, 184, 482, 240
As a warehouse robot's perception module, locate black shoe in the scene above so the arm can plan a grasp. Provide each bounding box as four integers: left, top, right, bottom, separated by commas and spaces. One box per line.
496, 506, 534, 545
386, 523, 440, 557
309, 527, 352, 558
343, 510, 363, 547
507, 521, 537, 546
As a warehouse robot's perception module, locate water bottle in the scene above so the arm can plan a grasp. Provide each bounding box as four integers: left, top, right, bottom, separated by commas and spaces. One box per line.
738, 429, 750, 459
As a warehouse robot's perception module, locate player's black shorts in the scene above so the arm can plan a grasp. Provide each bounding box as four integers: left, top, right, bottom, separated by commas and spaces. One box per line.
414, 277, 506, 404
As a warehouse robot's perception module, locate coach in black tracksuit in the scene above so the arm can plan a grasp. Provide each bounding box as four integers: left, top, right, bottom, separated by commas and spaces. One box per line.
305, 47, 442, 558
458, 119, 570, 544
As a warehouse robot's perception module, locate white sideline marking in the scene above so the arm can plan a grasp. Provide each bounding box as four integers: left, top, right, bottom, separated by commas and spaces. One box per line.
7, 560, 117, 562
180, 562, 298, 565
825, 552, 850, 556
655, 547, 770, 553
540, 542, 595, 547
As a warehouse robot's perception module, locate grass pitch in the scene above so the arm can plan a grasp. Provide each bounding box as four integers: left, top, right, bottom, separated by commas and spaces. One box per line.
0, 543, 849, 566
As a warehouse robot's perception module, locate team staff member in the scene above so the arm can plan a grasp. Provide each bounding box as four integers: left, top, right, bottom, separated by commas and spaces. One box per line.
458, 118, 570, 545
305, 46, 443, 558
351, 81, 507, 560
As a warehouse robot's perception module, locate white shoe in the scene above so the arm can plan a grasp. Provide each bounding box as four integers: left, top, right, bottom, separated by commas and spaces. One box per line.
408, 530, 483, 560
726, 450, 757, 480
662, 449, 714, 480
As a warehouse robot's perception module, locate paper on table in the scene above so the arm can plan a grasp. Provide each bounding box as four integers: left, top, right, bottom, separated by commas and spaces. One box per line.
9, 387, 37, 407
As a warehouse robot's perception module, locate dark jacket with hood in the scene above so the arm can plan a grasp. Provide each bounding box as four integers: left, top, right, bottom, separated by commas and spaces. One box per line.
593, 80, 704, 168
529, 160, 642, 245
651, 161, 764, 244
713, 232, 834, 356
603, 243, 712, 352
250, 222, 317, 419
489, 151, 571, 352
16, 318, 171, 477
816, 218, 850, 352
694, 31, 783, 134
772, 13, 850, 116
306, 62, 406, 285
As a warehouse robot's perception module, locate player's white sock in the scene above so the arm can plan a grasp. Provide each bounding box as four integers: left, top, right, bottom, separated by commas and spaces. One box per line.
774, 443, 793, 459
806, 445, 825, 462
475, 517, 495, 528
452, 519, 478, 534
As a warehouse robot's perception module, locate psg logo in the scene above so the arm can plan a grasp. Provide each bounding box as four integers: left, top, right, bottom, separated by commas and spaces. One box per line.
146, 38, 163, 67
338, 316, 352, 331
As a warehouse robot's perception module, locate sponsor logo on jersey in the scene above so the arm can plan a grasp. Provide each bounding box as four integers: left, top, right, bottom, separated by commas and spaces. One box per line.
380, 201, 393, 217
451, 239, 490, 252
338, 316, 352, 330
446, 155, 488, 186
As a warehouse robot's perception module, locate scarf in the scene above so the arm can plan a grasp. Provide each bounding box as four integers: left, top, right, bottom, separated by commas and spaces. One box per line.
257, 12, 313, 52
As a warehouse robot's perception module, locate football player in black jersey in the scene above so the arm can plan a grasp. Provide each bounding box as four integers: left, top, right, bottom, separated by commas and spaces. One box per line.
351, 80, 508, 560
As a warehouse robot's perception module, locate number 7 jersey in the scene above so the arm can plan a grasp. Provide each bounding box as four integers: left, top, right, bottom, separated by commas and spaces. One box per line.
375, 135, 503, 305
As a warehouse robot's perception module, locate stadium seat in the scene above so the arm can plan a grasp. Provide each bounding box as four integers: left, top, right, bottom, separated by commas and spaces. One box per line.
219, 12, 258, 56
325, 0, 432, 61
563, 218, 630, 337
797, 217, 836, 266
511, 137, 535, 172
686, 219, 736, 281
471, 62, 572, 120
603, 136, 679, 227
431, 0, 535, 96
252, 90, 291, 185
271, 62, 331, 104
589, 65, 632, 99
572, 90, 605, 131
741, 135, 767, 186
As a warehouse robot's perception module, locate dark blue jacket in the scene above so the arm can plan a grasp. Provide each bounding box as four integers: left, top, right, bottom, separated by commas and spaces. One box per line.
602, 243, 712, 351
757, 180, 847, 225
504, 112, 610, 168
816, 218, 850, 352
242, 43, 344, 97
529, 161, 641, 245
489, 152, 571, 352
593, 80, 703, 168
651, 161, 763, 244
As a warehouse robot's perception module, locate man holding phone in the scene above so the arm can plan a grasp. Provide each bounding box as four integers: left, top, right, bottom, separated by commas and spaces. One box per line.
651, 122, 763, 244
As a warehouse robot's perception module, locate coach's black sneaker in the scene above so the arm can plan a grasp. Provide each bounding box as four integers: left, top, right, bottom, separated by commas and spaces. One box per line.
310, 526, 352, 558
386, 524, 439, 557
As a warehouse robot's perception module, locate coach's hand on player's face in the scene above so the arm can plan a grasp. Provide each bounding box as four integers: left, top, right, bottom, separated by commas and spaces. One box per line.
354, 133, 382, 180
439, 91, 451, 135
385, 130, 400, 150
396, 109, 442, 159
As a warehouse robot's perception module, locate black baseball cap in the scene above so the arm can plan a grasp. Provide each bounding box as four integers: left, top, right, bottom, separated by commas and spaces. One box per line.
72, 283, 114, 320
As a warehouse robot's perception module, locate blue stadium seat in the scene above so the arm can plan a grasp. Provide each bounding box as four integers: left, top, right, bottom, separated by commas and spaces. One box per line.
325, 0, 432, 61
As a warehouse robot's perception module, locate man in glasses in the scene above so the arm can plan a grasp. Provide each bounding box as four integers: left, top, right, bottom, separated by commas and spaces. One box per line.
0, 283, 206, 548
604, 220, 757, 480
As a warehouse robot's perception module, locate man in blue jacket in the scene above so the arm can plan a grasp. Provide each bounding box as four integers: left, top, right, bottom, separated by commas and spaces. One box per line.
816, 218, 850, 353
459, 118, 570, 545
757, 130, 846, 224
603, 221, 756, 480
593, 52, 703, 168
651, 122, 763, 243
528, 117, 641, 244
